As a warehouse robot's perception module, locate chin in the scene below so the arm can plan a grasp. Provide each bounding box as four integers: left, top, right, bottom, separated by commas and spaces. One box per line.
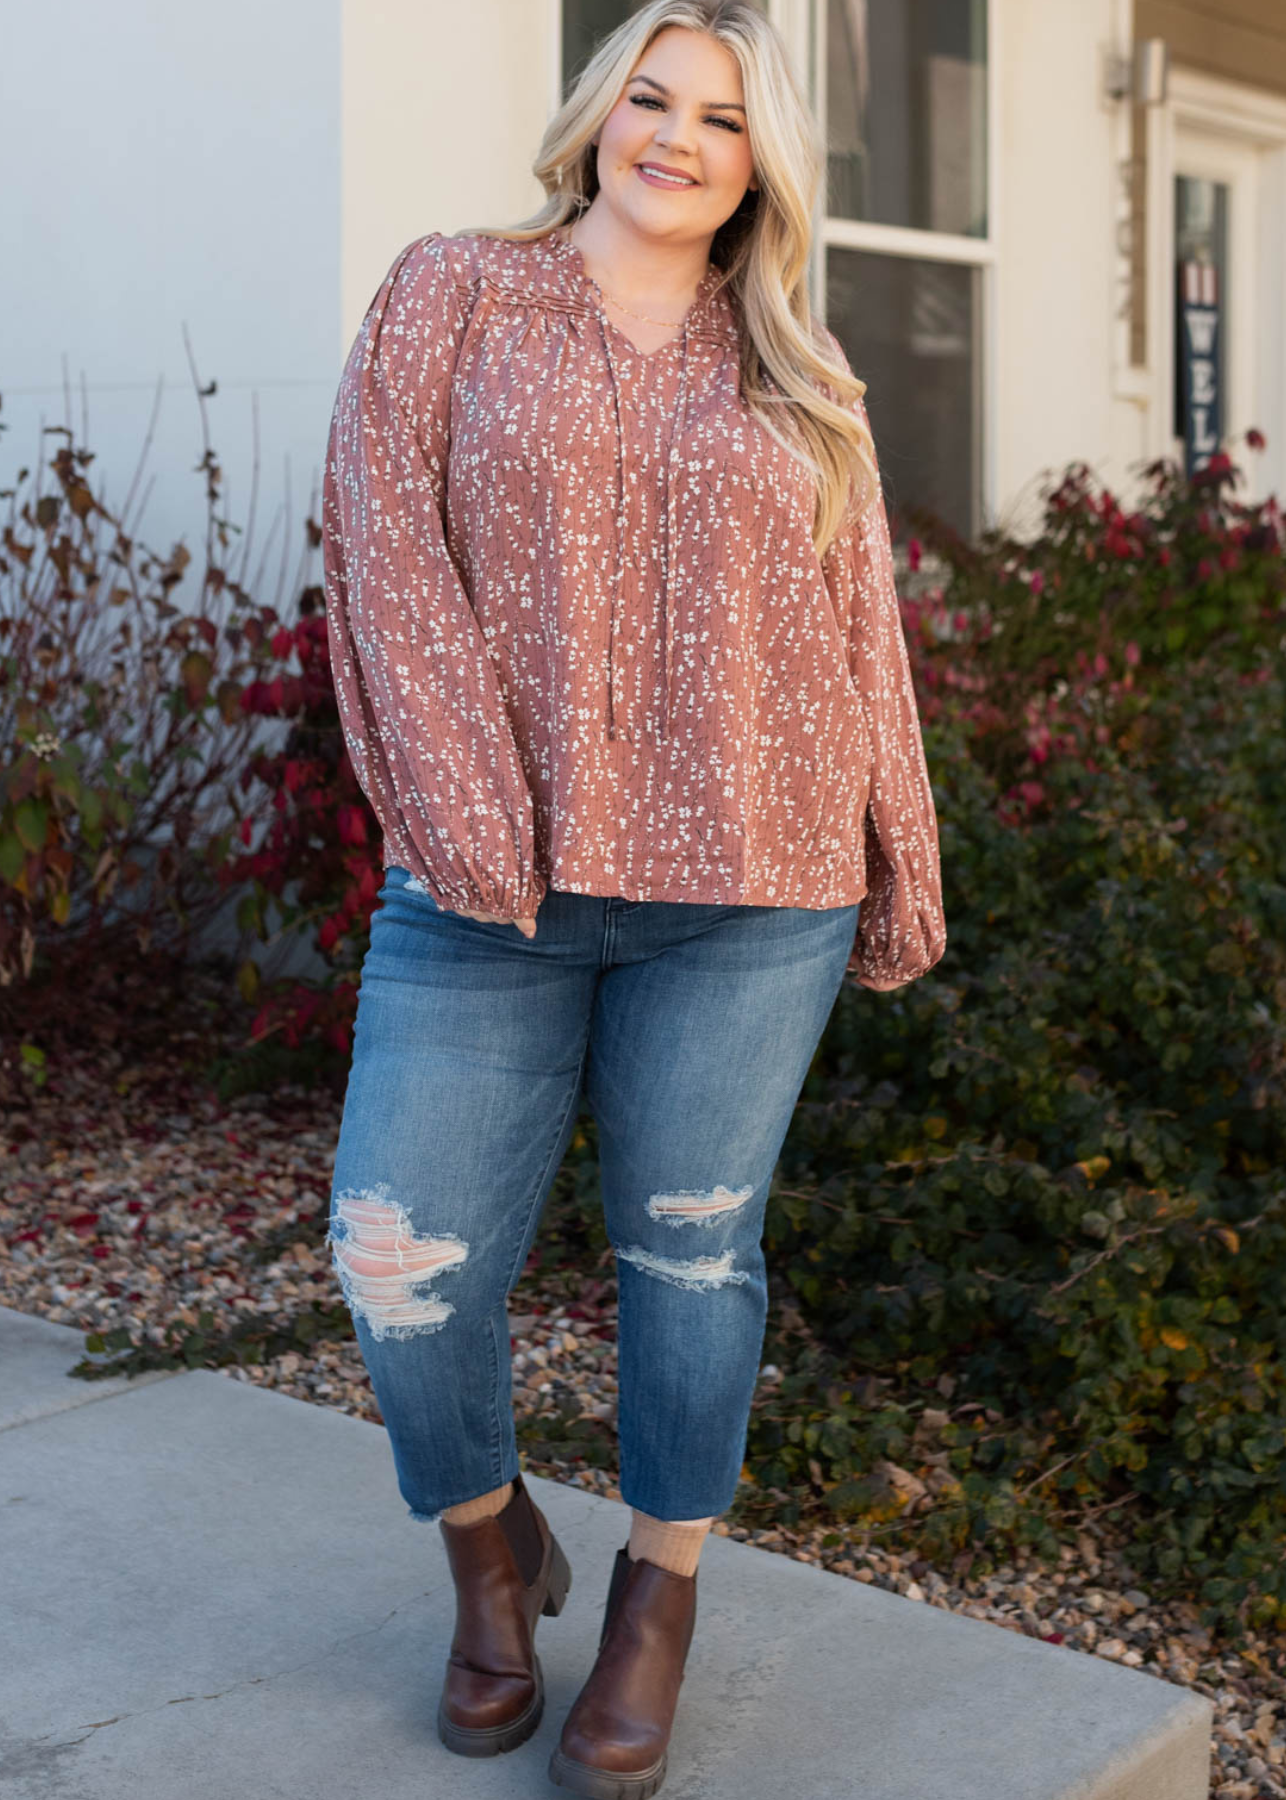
617, 192, 711, 233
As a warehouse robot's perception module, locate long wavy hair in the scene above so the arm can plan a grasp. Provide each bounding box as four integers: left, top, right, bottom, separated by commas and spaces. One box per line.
457, 0, 878, 563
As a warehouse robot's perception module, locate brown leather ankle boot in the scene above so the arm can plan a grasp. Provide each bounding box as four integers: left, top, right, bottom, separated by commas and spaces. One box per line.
436, 1470, 573, 1756
548, 1544, 697, 1799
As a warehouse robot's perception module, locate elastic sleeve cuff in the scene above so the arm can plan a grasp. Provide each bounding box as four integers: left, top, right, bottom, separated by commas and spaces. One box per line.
847, 861, 946, 991
380, 832, 548, 921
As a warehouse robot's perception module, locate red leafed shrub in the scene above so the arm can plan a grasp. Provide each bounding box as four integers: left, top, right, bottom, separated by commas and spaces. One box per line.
896, 430, 1285, 828
217, 587, 379, 1060
0, 376, 384, 1062
0, 386, 293, 1025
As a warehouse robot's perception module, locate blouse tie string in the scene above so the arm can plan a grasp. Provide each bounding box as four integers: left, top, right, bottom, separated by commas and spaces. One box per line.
595, 309, 692, 747
661, 318, 691, 747
597, 320, 628, 742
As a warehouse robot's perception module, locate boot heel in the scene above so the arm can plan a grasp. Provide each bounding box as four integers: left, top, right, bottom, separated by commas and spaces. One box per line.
542, 1532, 573, 1616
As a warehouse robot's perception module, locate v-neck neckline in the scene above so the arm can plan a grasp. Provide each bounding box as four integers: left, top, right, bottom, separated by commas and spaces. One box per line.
546, 226, 721, 362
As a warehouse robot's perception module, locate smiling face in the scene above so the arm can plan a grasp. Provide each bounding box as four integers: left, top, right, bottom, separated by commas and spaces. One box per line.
593, 25, 758, 248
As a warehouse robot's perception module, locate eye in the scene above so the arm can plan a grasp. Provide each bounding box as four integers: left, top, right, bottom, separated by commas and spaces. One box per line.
628, 92, 743, 132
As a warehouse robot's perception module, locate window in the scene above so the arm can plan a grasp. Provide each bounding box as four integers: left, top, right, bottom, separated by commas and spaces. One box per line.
822, 0, 992, 537
562, 0, 766, 97
826, 247, 980, 533
826, 0, 987, 237
562, 1, 640, 94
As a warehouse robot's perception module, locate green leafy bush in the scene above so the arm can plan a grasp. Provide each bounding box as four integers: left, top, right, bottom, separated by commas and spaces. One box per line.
754, 437, 1286, 1634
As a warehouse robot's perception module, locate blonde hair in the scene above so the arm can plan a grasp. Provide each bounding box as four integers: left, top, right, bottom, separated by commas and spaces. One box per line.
457, 0, 878, 563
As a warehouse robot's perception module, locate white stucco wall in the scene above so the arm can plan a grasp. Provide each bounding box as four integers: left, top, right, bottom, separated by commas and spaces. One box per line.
0, 0, 342, 607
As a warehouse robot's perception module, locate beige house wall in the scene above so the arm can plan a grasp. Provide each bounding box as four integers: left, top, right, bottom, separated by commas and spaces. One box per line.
339, 0, 555, 349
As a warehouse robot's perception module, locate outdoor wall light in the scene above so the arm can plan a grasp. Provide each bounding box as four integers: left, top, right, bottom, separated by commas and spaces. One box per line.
1105, 36, 1169, 106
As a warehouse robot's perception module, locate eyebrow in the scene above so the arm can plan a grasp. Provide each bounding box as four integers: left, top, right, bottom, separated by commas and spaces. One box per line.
628, 73, 746, 114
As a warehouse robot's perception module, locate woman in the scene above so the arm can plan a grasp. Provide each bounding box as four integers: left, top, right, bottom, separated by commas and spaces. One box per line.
320, 1, 945, 1793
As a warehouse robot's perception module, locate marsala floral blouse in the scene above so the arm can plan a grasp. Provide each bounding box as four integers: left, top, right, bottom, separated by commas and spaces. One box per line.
321, 227, 946, 990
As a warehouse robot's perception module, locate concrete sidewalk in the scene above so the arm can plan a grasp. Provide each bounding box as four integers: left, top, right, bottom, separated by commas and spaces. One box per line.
0, 1302, 1213, 1799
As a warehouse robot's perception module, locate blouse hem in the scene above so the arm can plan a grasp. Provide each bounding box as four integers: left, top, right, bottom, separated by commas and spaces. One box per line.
514, 852, 865, 912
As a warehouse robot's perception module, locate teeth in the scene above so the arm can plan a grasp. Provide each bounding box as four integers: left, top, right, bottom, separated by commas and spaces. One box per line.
641, 165, 696, 185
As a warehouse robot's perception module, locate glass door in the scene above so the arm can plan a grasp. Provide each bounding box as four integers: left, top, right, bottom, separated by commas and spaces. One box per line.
1171, 126, 1260, 472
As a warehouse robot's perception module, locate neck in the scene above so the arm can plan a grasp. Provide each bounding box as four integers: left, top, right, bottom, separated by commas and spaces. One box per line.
563, 213, 711, 314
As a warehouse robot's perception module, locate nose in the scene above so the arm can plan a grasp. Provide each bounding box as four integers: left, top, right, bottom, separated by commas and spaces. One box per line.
654, 124, 695, 156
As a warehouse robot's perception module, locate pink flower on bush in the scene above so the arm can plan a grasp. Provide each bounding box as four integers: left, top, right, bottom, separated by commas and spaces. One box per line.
1027, 723, 1052, 764
1029, 570, 1045, 596
908, 537, 923, 572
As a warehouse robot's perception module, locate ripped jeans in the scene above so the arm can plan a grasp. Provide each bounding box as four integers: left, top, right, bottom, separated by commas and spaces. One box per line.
326, 866, 860, 1525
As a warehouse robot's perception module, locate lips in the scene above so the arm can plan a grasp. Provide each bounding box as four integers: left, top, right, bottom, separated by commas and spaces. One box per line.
636, 161, 700, 187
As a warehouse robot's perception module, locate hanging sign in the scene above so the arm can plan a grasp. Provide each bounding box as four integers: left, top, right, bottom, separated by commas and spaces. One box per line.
1176, 259, 1221, 476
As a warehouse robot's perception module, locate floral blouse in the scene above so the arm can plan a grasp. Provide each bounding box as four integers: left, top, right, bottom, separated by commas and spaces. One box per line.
321, 227, 946, 990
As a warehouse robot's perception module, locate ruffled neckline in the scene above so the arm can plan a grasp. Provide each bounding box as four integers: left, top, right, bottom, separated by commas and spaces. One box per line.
540, 226, 738, 351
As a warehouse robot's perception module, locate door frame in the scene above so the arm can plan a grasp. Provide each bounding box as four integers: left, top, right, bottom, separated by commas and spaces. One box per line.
1148, 66, 1286, 500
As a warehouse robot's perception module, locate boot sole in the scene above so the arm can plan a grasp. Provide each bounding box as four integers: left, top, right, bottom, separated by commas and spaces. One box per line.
547, 1743, 668, 1799
437, 1651, 545, 1755
436, 1524, 573, 1757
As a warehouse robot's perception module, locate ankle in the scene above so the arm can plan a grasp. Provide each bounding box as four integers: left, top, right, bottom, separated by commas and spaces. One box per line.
627, 1508, 715, 1578
441, 1479, 515, 1525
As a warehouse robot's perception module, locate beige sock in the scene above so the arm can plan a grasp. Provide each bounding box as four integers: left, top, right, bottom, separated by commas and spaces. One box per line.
441, 1479, 514, 1525
627, 1508, 715, 1578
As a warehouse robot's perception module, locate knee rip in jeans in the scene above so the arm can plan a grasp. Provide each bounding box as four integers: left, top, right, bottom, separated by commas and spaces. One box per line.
615, 1245, 750, 1291
645, 1183, 754, 1228
326, 1186, 468, 1341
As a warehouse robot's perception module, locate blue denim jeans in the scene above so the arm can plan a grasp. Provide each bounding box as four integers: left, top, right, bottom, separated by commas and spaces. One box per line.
326, 866, 860, 1525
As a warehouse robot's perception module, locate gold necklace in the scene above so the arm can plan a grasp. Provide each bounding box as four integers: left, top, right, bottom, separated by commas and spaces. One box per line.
599, 288, 689, 326
565, 229, 705, 325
